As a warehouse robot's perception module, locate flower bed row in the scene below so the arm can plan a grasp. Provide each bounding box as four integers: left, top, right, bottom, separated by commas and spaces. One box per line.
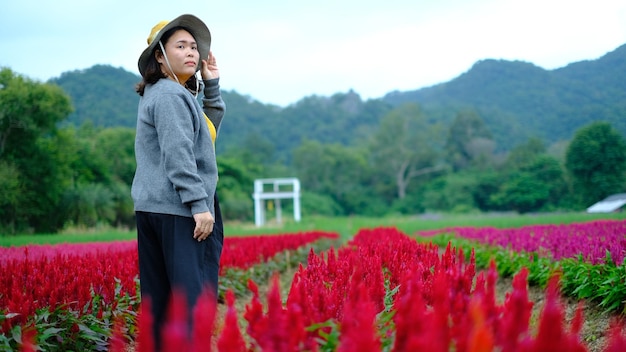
5, 222, 626, 351
416, 219, 626, 313
0, 231, 339, 351
111, 227, 626, 351
417, 219, 626, 265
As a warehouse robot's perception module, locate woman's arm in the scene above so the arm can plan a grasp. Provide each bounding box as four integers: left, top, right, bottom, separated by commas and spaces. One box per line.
201, 51, 226, 133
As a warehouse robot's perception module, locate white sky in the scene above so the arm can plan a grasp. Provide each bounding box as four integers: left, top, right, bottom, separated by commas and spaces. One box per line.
1, 0, 625, 106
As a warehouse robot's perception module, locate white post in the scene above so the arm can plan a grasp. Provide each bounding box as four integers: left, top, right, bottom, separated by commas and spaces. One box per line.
253, 180, 264, 227
274, 182, 282, 224
252, 178, 302, 227
293, 179, 301, 222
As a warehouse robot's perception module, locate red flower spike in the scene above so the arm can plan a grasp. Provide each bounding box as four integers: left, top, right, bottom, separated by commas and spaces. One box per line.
530, 275, 588, 351
136, 298, 155, 352
392, 273, 427, 351
162, 288, 190, 351
285, 299, 307, 351
468, 297, 495, 352
500, 267, 533, 351
338, 280, 381, 352
604, 320, 626, 352
19, 325, 37, 352
217, 290, 246, 351
265, 274, 288, 349
192, 288, 217, 352
244, 279, 266, 347
108, 317, 127, 352
570, 301, 585, 337
431, 270, 452, 352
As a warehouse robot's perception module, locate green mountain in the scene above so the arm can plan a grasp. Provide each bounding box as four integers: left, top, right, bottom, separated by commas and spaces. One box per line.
51, 65, 140, 127
383, 44, 626, 149
49, 43, 626, 156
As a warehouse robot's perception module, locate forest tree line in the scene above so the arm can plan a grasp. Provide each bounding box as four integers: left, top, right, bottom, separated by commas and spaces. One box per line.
1, 62, 626, 234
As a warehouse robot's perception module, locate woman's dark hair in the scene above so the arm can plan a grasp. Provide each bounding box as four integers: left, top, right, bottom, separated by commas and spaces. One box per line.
135, 26, 201, 96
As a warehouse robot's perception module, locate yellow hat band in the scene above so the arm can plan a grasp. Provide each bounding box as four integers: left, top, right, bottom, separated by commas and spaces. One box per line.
147, 20, 169, 45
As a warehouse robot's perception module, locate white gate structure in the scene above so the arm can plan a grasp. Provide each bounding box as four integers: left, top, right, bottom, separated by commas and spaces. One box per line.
252, 178, 301, 227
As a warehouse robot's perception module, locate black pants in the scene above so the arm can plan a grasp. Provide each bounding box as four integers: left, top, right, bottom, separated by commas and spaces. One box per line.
136, 194, 223, 349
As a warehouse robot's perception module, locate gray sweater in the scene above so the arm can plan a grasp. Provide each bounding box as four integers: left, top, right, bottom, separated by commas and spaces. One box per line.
131, 78, 225, 218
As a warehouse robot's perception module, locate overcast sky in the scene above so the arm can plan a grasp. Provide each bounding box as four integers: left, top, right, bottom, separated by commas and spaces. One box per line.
1, 0, 625, 106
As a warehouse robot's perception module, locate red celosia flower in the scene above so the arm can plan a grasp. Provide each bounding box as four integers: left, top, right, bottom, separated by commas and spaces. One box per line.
337, 273, 381, 352
136, 298, 155, 352
244, 278, 266, 345
604, 320, 626, 352
217, 290, 246, 351
192, 287, 218, 352
500, 267, 533, 351
162, 289, 190, 351
107, 317, 127, 352
468, 297, 494, 352
19, 325, 37, 352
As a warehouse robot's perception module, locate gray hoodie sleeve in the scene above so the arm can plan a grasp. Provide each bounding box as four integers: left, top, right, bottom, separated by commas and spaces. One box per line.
202, 78, 226, 134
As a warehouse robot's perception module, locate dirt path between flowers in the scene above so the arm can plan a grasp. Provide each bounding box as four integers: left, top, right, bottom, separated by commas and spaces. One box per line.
494, 275, 616, 352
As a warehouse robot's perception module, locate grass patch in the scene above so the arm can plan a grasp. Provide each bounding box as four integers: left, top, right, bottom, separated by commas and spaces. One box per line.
0, 229, 136, 247
2, 211, 625, 247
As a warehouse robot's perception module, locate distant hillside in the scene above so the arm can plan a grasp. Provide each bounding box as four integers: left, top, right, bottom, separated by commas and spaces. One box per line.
49, 43, 626, 156
383, 44, 626, 149
50, 65, 140, 127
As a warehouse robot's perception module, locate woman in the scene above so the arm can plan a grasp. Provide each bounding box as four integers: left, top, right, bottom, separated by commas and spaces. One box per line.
132, 14, 225, 346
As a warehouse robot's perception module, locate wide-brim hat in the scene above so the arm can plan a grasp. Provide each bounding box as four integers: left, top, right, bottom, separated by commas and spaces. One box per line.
138, 14, 211, 77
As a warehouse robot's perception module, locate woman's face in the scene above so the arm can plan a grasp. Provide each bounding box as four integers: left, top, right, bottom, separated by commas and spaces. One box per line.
157, 29, 199, 83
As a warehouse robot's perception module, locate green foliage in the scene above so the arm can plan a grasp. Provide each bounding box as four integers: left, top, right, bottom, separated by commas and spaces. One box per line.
50, 125, 137, 230
560, 254, 626, 314
92, 127, 136, 185
299, 192, 344, 217
293, 140, 376, 215
490, 139, 568, 213
565, 121, 626, 208
61, 183, 116, 228
490, 173, 551, 213
420, 172, 479, 213
216, 156, 257, 221
0, 68, 73, 233
471, 170, 505, 211
368, 103, 446, 200
218, 89, 394, 163
0, 161, 20, 234
445, 109, 494, 171
377, 276, 400, 351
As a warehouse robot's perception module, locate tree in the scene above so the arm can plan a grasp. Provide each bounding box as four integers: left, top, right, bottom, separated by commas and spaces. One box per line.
93, 127, 136, 185
0, 161, 21, 233
368, 103, 446, 200
445, 109, 495, 171
216, 156, 257, 221
565, 121, 626, 208
489, 138, 568, 213
503, 137, 546, 170
293, 140, 375, 215
491, 155, 566, 213
421, 172, 480, 213
0, 69, 73, 233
